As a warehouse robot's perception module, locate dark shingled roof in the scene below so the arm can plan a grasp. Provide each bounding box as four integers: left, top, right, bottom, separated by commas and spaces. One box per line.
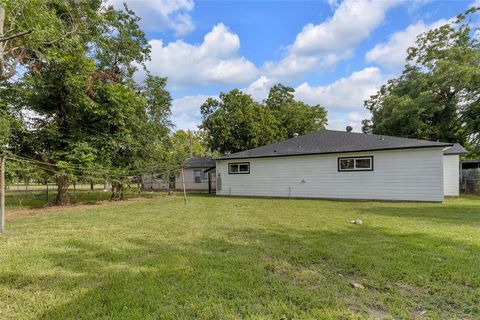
443, 143, 468, 155
182, 156, 216, 168
217, 130, 453, 160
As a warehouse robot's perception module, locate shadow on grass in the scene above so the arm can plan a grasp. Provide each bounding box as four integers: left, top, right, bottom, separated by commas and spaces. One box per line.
12, 224, 476, 319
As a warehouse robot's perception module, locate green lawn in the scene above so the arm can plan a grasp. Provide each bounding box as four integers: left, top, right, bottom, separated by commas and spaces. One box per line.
0, 195, 479, 319
4, 188, 156, 209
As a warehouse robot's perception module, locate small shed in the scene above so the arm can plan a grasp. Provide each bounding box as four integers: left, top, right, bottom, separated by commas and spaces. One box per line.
176, 156, 216, 193
443, 143, 468, 196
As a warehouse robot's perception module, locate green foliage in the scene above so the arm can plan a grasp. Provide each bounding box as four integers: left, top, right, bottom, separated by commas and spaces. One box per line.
201, 89, 281, 154
2, 1, 172, 204
363, 8, 480, 157
169, 130, 208, 165
0, 112, 10, 146
201, 86, 327, 154
265, 84, 328, 139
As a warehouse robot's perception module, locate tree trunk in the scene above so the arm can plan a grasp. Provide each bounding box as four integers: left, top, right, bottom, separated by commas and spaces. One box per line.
111, 183, 123, 201
55, 175, 69, 205
90, 181, 94, 190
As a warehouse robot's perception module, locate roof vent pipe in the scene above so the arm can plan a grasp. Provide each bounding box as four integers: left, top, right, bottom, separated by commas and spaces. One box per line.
380, 135, 385, 141
293, 133, 299, 138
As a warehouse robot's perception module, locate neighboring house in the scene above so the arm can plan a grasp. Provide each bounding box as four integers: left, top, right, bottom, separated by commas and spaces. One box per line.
443, 143, 468, 196
215, 130, 465, 202
176, 156, 216, 192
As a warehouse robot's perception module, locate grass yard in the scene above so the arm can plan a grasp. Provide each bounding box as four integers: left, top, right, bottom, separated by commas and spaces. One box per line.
4, 188, 156, 209
0, 195, 479, 319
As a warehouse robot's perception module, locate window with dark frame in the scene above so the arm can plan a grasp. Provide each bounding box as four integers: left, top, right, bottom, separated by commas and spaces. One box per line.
193, 170, 202, 183
338, 156, 373, 171
228, 162, 250, 174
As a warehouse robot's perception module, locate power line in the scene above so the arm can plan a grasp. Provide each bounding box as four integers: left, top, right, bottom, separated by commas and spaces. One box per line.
6, 156, 182, 180
6, 153, 181, 177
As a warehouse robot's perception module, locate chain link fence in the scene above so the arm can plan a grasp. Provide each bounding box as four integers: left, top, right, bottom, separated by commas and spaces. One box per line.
461, 169, 480, 194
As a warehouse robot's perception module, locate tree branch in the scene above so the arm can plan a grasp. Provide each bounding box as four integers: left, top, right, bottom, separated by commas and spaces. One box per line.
0, 29, 33, 42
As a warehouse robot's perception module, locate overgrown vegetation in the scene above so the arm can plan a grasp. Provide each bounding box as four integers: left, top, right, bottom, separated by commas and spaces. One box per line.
0, 195, 479, 319
363, 8, 480, 157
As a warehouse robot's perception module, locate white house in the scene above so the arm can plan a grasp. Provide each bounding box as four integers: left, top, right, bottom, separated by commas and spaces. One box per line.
175, 156, 216, 192
215, 130, 466, 202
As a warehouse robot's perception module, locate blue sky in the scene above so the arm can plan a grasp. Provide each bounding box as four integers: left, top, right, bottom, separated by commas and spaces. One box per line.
109, 0, 477, 132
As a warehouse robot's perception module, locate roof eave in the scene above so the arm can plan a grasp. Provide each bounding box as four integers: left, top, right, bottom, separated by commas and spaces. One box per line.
444, 152, 468, 156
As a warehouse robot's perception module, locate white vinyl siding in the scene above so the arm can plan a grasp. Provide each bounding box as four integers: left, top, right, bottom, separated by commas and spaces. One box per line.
175, 168, 215, 191
443, 155, 460, 196
216, 148, 444, 202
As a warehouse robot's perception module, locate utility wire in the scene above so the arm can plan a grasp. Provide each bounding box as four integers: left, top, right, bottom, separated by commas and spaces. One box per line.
7, 153, 181, 177
7, 156, 182, 180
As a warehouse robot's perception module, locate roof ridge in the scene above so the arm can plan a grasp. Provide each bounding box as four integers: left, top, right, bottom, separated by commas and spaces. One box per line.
218, 129, 453, 160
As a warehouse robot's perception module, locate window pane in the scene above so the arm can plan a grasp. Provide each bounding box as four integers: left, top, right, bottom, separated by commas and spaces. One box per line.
355, 158, 371, 169
229, 164, 238, 173
193, 170, 201, 183
239, 164, 249, 172
340, 159, 354, 170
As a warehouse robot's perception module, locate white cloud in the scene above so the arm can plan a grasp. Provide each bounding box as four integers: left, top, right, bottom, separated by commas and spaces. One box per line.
171, 94, 212, 130
365, 19, 448, 68
327, 111, 370, 132
295, 67, 384, 110
292, 0, 397, 56
146, 23, 258, 88
107, 0, 195, 35
263, 0, 399, 79
242, 76, 278, 102
263, 55, 318, 79
172, 68, 383, 131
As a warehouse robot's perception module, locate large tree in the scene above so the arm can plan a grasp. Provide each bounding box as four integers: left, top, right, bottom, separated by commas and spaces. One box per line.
201, 86, 327, 154
6, 1, 171, 204
200, 89, 281, 154
363, 8, 480, 156
265, 84, 327, 139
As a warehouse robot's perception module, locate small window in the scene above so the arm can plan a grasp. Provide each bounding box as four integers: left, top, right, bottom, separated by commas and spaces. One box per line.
338, 156, 373, 171
193, 170, 202, 183
228, 162, 250, 174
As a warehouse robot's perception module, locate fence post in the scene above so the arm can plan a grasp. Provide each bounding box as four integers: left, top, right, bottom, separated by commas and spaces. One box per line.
73, 181, 77, 203
0, 154, 5, 233
181, 167, 187, 205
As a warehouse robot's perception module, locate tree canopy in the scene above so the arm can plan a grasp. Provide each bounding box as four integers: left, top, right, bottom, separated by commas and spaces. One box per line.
200, 86, 327, 154
363, 8, 480, 157
1, 0, 172, 204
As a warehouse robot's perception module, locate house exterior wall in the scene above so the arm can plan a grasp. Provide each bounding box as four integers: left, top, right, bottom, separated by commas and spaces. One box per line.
216, 148, 445, 202
175, 168, 216, 191
443, 154, 460, 196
